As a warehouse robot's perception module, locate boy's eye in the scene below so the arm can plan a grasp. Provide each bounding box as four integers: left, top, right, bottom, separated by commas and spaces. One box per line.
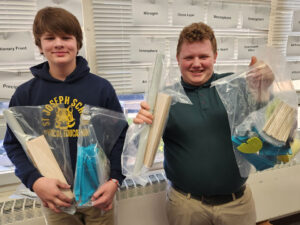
44, 36, 54, 40
62, 36, 73, 40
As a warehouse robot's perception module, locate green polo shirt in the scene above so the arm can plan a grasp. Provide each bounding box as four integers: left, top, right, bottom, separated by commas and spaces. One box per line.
163, 73, 247, 196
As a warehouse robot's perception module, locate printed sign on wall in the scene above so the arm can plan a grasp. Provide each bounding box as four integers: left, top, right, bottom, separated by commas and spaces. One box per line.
241, 5, 270, 30
169, 39, 178, 62
216, 37, 235, 60
286, 36, 300, 56
207, 2, 239, 28
0, 32, 35, 63
130, 37, 165, 62
292, 10, 300, 32
0, 71, 32, 99
237, 37, 267, 59
132, 0, 168, 25
131, 69, 149, 93
287, 61, 300, 80
172, 0, 205, 26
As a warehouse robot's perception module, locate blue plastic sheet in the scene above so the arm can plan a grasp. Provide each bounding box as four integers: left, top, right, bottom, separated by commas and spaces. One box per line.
74, 105, 127, 207
75, 144, 103, 206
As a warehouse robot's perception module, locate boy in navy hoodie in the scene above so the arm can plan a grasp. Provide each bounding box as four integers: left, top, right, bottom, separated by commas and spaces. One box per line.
3, 7, 126, 225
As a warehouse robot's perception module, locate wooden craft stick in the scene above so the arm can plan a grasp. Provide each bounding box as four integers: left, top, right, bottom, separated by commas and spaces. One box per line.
273, 106, 294, 141
143, 93, 171, 168
280, 110, 295, 142
263, 100, 296, 143
263, 101, 283, 133
270, 104, 289, 138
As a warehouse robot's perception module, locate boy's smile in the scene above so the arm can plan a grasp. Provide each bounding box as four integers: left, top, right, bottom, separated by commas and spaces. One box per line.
39, 32, 78, 80
177, 40, 217, 86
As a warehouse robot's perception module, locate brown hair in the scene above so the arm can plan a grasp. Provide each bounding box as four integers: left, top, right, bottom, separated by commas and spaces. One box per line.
33, 7, 83, 50
176, 22, 217, 56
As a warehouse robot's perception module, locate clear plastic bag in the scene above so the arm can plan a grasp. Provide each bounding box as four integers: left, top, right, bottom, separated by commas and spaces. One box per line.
122, 54, 192, 185
211, 47, 298, 177
74, 105, 127, 207
11, 183, 37, 199
3, 104, 75, 214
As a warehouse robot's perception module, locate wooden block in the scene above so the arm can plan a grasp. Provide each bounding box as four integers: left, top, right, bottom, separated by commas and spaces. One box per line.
26, 135, 74, 199
143, 93, 172, 168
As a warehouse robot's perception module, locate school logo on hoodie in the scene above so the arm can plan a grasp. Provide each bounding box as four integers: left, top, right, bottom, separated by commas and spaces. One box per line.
54, 105, 76, 129
41, 96, 87, 138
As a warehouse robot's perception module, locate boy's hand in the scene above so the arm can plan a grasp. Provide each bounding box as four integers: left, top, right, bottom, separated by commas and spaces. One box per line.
247, 56, 274, 102
247, 56, 274, 90
91, 180, 118, 211
133, 101, 154, 124
32, 177, 72, 213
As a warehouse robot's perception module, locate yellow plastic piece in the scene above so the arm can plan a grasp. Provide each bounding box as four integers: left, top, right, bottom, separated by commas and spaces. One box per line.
237, 137, 263, 154
277, 139, 300, 163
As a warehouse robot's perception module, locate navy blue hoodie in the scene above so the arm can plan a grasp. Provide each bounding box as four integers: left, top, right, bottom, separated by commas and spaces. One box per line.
4, 56, 127, 190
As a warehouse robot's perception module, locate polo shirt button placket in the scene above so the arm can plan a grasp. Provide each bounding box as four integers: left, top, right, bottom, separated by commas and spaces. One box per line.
198, 90, 208, 110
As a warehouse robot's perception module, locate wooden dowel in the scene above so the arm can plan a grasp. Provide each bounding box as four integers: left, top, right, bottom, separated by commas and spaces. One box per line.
143, 93, 171, 168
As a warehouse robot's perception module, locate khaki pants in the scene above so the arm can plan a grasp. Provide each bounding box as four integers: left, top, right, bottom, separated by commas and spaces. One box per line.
166, 185, 256, 225
42, 206, 114, 225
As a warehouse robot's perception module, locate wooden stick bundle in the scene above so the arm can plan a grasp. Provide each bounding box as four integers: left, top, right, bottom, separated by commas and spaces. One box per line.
262, 101, 296, 142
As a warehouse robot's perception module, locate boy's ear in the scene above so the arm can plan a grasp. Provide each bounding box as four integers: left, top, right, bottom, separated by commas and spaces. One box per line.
214, 51, 218, 63
38, 46, 43, 55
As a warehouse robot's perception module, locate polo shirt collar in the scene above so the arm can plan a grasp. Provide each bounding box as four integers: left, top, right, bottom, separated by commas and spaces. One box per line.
181, 73, 216, 90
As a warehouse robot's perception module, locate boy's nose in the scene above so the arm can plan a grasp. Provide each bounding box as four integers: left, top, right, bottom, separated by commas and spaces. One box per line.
54, 38, 63, 46
192, 58, 201, 67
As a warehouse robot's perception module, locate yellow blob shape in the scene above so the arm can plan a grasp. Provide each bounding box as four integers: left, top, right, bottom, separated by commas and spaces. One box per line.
237, 137, 263, 154
277, 139, 300, 163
